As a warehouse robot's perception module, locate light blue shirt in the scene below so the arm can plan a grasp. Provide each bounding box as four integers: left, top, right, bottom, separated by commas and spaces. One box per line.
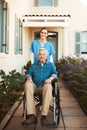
30, 40, 55, 63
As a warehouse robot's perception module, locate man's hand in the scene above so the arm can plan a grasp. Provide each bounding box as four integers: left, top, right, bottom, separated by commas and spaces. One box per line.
45, 78, 52, 84
45, 76, 55, 84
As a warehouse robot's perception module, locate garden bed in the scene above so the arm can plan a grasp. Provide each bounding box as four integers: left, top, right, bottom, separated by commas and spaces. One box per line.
0, 69, 24, 124
0, 98, 22, 130
0, 108, 9, 123
55, 57, 87, 115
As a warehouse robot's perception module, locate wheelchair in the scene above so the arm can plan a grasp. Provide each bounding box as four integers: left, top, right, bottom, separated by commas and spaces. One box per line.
22, 78, 60, 128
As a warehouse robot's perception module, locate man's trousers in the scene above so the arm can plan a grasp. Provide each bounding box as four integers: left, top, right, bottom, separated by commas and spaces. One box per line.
24, 82, 52, 116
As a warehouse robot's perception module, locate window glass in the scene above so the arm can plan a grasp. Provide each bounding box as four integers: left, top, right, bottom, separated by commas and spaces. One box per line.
40, 0, 52, 6
81, 43, 87, 52
81, 32, 87, 53
81, 32, 87, 43
75, 32, 81, 55
34, 0, 58, 7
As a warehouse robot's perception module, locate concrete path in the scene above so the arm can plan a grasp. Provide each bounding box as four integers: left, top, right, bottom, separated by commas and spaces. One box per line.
2, 81, 87, 130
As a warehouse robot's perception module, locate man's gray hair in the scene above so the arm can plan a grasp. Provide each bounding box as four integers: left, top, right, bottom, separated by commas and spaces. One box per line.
38, 48, 48, 56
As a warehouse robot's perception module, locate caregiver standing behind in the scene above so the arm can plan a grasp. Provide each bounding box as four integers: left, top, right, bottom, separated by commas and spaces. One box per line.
30, 27, 55, 64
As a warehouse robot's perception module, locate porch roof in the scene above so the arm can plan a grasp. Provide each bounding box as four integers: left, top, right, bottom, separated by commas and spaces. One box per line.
22, 14, 71, 27
22, 14, 71, 17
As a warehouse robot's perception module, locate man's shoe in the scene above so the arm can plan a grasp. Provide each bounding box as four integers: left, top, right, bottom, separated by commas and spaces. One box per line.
41, 115, 49, 126
23, 115, 37, 125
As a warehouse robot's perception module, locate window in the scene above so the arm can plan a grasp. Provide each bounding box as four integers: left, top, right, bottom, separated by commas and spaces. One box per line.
40, 0, 52, 6
75, 32, 87, 55
34, 0, 58, 7
0, 2, 9, 53
14, 15, 23, 54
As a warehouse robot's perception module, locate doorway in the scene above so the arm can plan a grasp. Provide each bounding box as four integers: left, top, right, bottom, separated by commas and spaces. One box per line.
34, 31, 58, 62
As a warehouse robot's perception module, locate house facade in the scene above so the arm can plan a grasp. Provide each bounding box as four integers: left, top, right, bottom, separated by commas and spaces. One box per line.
0, 0, 87, 74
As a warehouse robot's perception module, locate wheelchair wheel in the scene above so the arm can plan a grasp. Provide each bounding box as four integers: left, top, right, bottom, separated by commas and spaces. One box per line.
53, 85, 60, 127
22, 94, 27, 125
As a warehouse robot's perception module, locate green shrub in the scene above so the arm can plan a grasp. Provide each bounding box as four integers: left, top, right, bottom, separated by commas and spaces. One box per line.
24, 61, 31, 72
0, 69, 24, 108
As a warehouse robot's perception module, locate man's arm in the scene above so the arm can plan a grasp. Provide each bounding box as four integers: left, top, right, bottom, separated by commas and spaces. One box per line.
45, 63, 58, 84
25, 64, 34, 82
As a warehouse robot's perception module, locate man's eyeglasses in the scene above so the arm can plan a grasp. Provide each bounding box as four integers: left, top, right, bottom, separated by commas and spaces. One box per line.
41, 32, 47, 34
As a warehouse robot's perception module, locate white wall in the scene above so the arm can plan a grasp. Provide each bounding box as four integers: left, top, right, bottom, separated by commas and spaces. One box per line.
0, 0, 87, 74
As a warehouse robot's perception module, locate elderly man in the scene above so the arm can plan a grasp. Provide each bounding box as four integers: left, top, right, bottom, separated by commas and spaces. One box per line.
24, 48, 58, 126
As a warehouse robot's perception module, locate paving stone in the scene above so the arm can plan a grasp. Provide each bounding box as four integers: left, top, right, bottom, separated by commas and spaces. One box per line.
13, 102, 23, 117
61, 101, 80, 108
61, 107, 85, 116
60, 90, 73, 97
4, 117, 35, 130
36, 115, 64, 128
35, 127, 64, 130
66, 128, 87, 130
60, 96, 76, 102
64, 116, 87, 128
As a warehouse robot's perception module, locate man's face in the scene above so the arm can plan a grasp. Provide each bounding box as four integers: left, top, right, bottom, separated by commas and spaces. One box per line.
40, 29, 48, 39
38, 50, 47, 63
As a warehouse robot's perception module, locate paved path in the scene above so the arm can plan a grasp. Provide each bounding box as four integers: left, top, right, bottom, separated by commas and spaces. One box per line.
3, 81, 87, 130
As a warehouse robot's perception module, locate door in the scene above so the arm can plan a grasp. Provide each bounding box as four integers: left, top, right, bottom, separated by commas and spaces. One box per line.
34, 31, 58, 63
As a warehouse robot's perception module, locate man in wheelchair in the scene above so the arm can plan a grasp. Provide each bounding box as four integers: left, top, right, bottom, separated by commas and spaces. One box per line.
24, 48, 58, 126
